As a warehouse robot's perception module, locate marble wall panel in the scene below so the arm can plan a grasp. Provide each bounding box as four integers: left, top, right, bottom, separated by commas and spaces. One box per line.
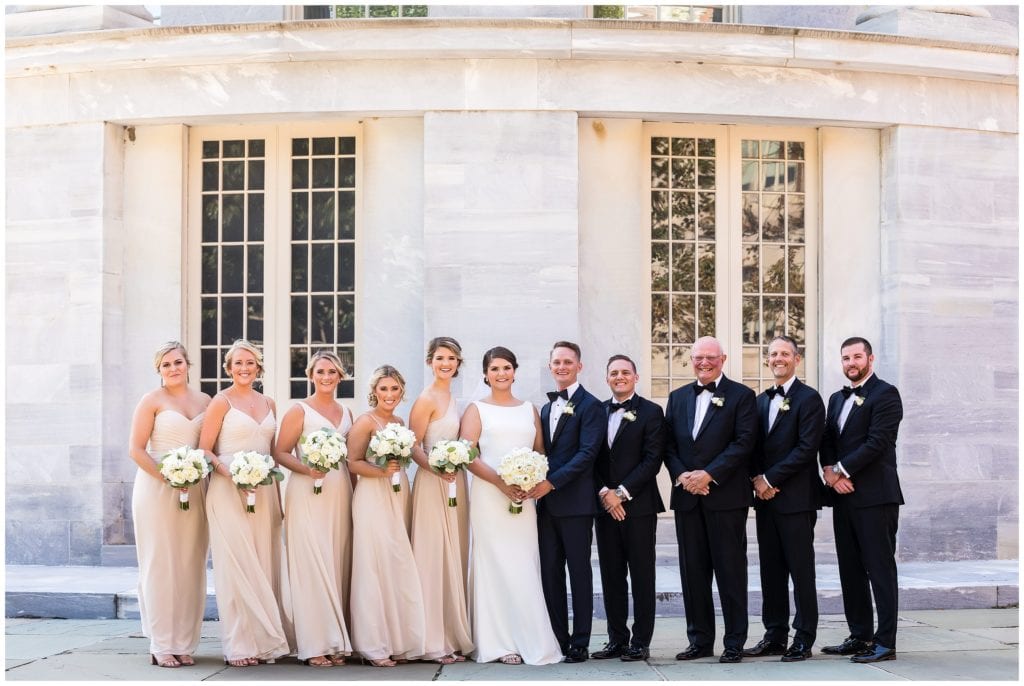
5, 520, 69, 565
423, 110, 579, 404
881, 125, 1018, 562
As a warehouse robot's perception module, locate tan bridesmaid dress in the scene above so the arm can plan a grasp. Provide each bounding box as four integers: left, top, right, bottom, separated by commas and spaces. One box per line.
133, 410, 209, 658
284, 402, 354, 661
350, 416, 426, 662
205, 401, 292, 662
410, 396, 473, 659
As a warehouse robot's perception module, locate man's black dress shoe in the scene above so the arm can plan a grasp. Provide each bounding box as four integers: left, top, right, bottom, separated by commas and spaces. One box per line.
718, 647, 743, 663
620, 646, 650, 662
563, 646, 589, 663
781, 642, 812, 662
675, 645, 713, 660
821, 637, 872, 655
742, 638, 787, 657
592, 642, 625, 660
850, 644, 895, 663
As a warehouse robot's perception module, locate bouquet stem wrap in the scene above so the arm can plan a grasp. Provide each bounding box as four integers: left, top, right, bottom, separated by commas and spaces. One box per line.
390, 464, 402, 492
245, 491, 256, 513
447, 481, 458, 507
179, 490, 190, 511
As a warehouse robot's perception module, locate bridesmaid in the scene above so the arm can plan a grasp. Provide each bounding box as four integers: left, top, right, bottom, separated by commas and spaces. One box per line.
348, 365, 427, 667
198, 339, 292, 667
275, 350, 356, 668
128, 341, 210, 669
409, 337, 473, 663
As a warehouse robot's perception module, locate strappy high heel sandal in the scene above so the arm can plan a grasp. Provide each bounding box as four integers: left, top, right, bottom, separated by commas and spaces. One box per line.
174, 654, 195, 666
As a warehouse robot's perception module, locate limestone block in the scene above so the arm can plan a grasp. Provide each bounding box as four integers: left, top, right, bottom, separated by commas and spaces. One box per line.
5, 519, 69, 565
854, 7, 1017, 49
69, 445, 104, 480
70, 521, 102, 565
5, 444, 70, 485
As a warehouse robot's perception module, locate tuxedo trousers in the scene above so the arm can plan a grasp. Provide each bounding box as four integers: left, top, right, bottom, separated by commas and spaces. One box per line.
673, 504, 748, 651
832, 500, 899, 648
754, 508, 818, 646
537, 511, 594, 651
595, 511, 657, 648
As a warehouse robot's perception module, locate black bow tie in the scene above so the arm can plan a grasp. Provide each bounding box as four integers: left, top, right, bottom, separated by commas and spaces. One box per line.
609, 400, 630, 412
547, 389, 569, 402
765, 385, 786, 399
840, 386, 862, 398
694, 382, 717, 395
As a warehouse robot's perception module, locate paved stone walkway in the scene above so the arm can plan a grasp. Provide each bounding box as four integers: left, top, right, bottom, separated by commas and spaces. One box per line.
5, 610, 1019, 681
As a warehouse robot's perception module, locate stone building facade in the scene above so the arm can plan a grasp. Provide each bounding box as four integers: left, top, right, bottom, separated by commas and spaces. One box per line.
5, 5, 1018, 566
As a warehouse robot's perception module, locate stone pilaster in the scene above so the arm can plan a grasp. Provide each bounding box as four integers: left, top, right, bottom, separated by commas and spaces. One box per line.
422, 111, 580, 404
879, 125, 1018, 560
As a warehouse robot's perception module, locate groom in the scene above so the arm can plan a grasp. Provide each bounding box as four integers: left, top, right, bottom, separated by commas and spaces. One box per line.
533, 340, 605, 663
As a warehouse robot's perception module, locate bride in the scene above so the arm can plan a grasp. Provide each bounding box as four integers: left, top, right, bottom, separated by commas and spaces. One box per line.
459, 346, 563, 666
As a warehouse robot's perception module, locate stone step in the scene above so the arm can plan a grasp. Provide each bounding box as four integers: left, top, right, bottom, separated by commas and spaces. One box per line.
6, 560, 1017, 621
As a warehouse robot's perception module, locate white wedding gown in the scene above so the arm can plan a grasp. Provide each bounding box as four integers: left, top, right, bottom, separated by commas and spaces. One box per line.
469, 400, 563, 665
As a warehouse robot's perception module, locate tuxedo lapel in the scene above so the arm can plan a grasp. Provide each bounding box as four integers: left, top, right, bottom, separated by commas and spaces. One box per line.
550, 386, 583, 447
683, 387, 696, 438
609, 402, 632, 447
695, 398, 718, 440
541, 402, 553, 449
758, 393, 771, 435
551, 412, 569, 446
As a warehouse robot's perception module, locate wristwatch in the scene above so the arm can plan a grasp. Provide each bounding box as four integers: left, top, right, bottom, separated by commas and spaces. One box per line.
614, 486, 626, 500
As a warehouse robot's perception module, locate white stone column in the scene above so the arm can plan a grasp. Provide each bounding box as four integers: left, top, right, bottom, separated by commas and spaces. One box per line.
879, 125, 1018, 561
422, 111, 579, 405
6, 122, 115, 564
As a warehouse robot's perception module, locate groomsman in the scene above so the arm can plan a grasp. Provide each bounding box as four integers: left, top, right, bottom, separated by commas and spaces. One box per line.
820, 337, 904, 663
664, 336, 757, 663
534, 341, 605, 663
592, 355, 665, 663
743, 335, 825, 662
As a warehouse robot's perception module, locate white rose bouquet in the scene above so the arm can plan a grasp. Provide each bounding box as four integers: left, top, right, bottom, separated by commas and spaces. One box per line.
497, 448, 549, 514
158, 446, 210, 511
366, 423, 416, 492
299, 428, 348, 494
228, 451, 284, 513
427, 439, 479, 506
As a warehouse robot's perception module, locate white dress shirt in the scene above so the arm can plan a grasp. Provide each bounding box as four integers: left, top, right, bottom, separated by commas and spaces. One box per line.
549, 381, 579, 441
768, 376, 797, 431
600, 393, 635, 501
692, 374, 723, 440
835, 373, 873, 478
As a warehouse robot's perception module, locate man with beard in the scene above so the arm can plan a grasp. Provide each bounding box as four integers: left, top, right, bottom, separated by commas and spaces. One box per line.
820, 337, 904, 663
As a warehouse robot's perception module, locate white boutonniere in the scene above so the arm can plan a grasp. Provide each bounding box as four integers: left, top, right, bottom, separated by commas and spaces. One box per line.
853, 395, 865, 407
622, 410, 637, 422
563, 401, 575, 416
711, 396, 724, 408
779, 397, 791, 413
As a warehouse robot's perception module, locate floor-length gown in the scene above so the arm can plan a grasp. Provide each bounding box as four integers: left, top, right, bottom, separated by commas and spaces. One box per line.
469, 400, 563, 665
350, 416, 427, 661
133, 410, 209, 658
205, 403, 292, 661
410, 396, 473, 659
284, 403, 354, 660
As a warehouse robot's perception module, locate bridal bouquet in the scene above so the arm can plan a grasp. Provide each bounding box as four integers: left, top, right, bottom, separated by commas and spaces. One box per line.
497, 448, 549, 514
158, 446, 210, 511
366, 423, 416, 492
299, 428, 348, 494
427, 439, 478, 506
228, 451, 284, 513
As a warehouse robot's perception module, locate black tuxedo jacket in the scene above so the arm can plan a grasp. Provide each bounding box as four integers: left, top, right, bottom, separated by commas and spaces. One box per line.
664, 375, 757, 511
752, 378, 826, 514
595, 395, 666, 518
540, 384, 606, 517
820, 374, 904, 509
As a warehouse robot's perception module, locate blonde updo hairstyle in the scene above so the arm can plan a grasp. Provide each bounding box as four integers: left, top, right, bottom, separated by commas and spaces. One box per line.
153, 340, 191, 372
426, 336, 464, 377
223, 339, 265, 378
306, 349, 349, 379
367, 364, 406, 408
